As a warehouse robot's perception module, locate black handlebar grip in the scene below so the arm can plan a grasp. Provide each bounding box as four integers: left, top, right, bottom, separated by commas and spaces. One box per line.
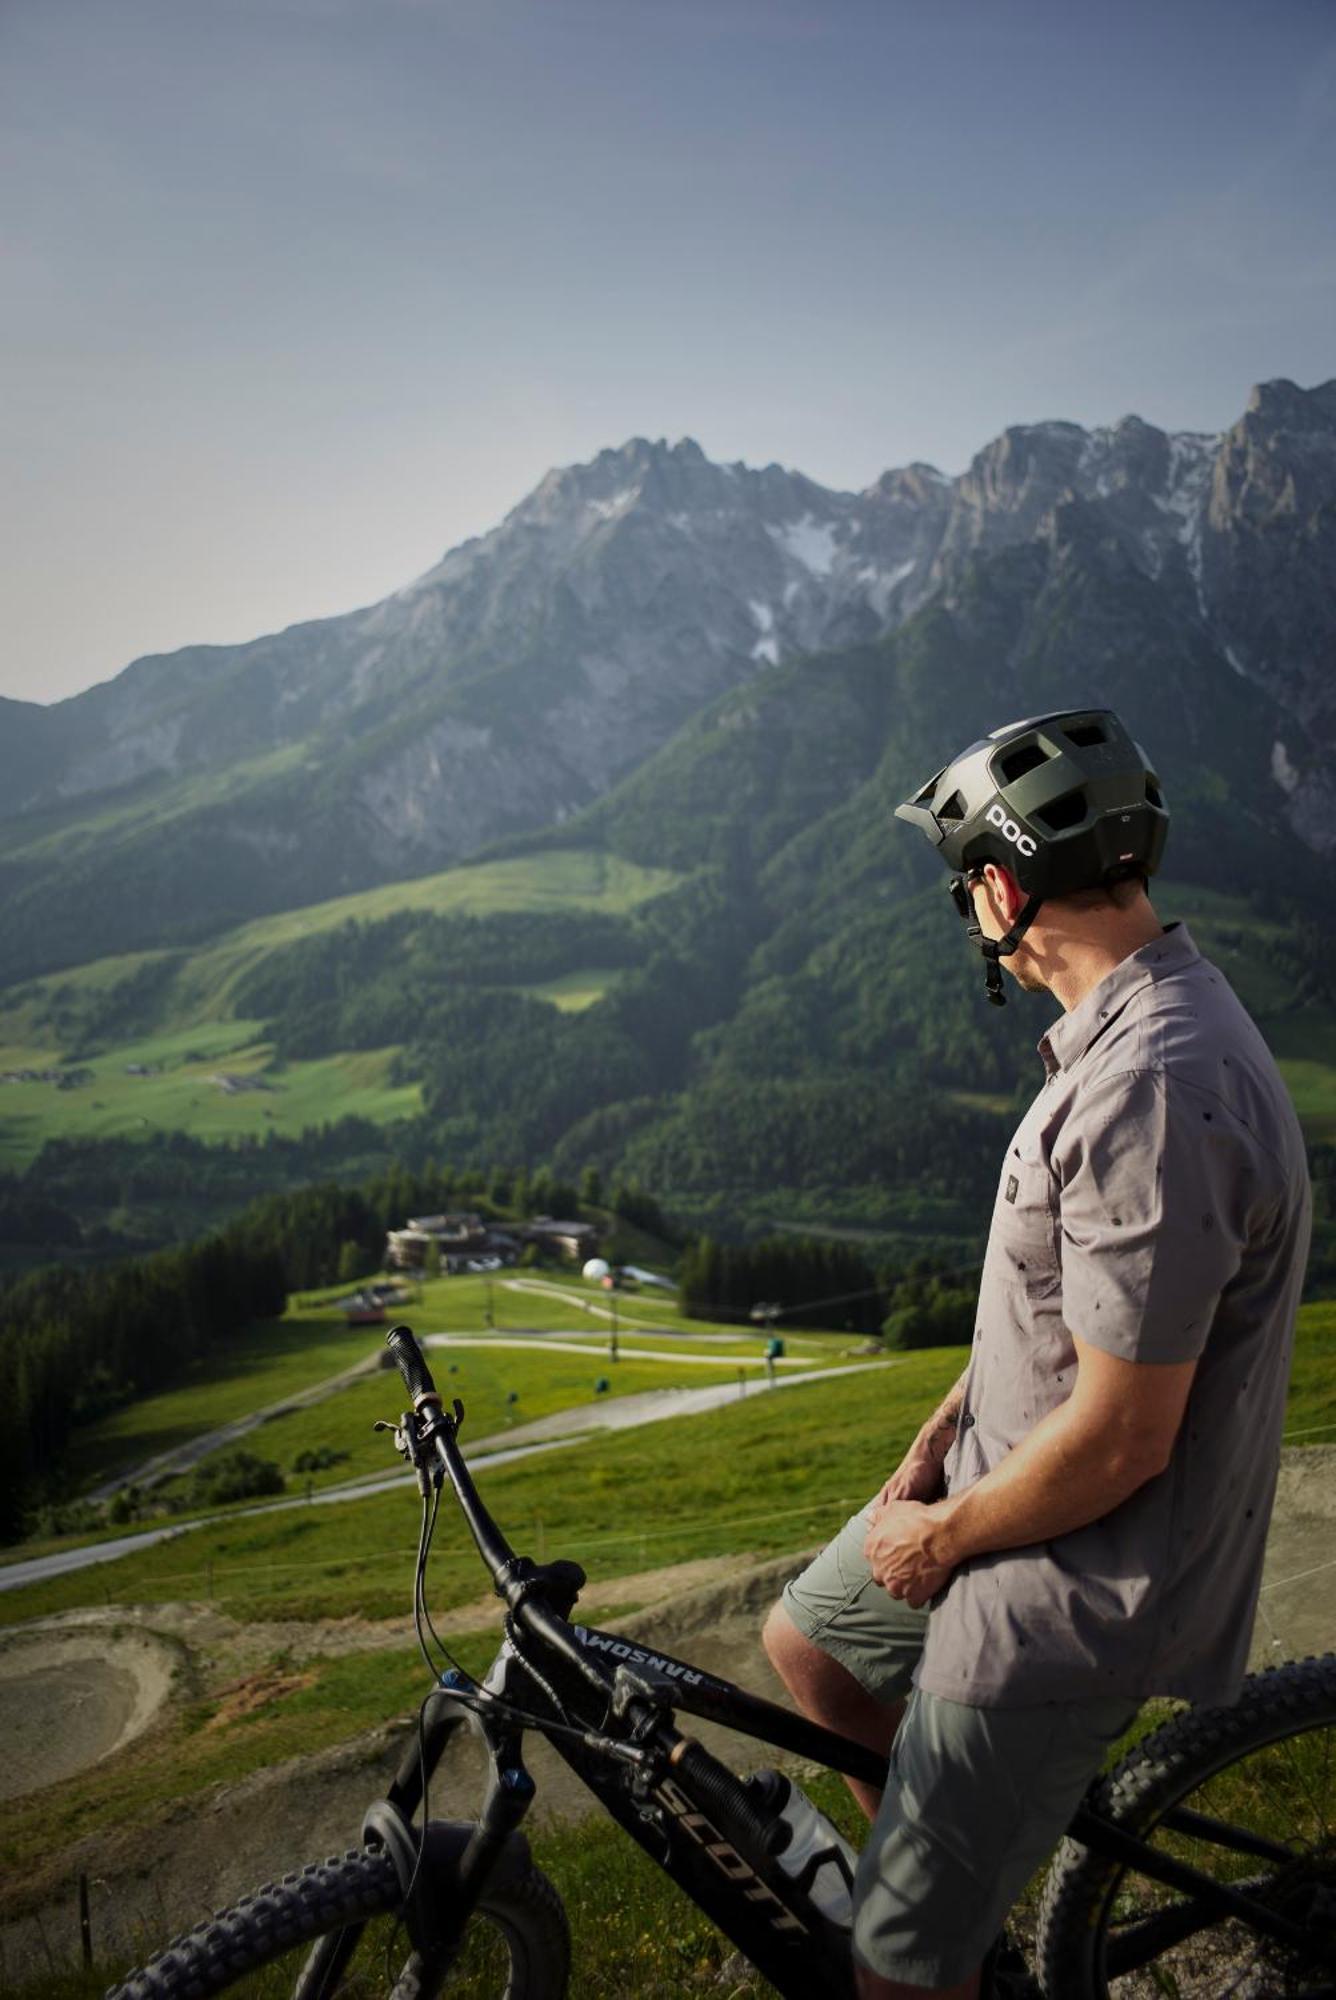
385, 1325, 440, 1405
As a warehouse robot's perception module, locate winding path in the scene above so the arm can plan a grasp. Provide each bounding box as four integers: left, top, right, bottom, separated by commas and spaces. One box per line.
0, 1358, 895, 1594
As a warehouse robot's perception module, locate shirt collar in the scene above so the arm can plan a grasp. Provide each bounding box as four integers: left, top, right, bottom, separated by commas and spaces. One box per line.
1038, 921, 1199, 1076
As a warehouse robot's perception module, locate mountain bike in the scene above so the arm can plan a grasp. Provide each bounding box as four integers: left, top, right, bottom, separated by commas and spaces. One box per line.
110, 1325, 1336, 1998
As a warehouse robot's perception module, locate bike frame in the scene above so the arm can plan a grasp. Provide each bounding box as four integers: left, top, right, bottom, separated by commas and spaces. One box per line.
367, 1595, 879, 1992
332, 1329, 1330, 1998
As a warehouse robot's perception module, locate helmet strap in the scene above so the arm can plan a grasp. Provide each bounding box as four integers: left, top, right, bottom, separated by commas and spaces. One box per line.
966, 896, 1044, 1008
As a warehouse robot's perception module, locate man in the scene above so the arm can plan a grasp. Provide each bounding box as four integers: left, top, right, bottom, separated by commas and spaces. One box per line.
762, 709, 1312, 2000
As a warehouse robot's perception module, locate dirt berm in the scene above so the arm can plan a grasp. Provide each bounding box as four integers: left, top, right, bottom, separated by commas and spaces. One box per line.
4, 1449, 1334, 1981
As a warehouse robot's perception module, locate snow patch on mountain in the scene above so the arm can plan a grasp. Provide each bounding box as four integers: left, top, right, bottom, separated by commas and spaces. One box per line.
768, 514, 841, 576
749, 599, 779, 665
588, 488, 639, 521
1077, 427, 1117, 496
855, 558, 916, 614
1160, 432, 1217, 615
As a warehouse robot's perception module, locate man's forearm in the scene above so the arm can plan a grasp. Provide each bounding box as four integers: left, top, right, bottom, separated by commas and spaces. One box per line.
915, 1370, 968, 1465
930, 1394, 1168, 1568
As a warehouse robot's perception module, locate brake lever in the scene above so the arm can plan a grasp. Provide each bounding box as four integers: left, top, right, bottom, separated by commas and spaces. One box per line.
374, 1409, 440, 1497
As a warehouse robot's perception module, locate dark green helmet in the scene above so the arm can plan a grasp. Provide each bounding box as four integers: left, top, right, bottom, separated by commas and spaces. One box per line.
895, 709, 1169, 1006
895, 708, 1168, 900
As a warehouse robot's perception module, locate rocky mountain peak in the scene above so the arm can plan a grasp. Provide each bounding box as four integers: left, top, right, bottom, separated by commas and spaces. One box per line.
1200, 378, 1336, 846
863, 462, 952, 511
1245, 377, 1336, 430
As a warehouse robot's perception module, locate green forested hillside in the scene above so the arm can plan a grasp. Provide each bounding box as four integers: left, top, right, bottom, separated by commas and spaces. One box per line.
3, 525, 1335, 1266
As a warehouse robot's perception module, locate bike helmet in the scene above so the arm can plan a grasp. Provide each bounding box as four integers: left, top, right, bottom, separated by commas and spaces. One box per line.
895, 708, 1168, 1005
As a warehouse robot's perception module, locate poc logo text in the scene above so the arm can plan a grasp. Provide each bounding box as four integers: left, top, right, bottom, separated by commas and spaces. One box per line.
986, 801, 1037, 857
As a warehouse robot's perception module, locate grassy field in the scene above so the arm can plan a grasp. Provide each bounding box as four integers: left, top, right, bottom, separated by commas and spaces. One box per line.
512, 967, 622, 1011
180, 1347, 803, 1498
66, 1271, 852, 1490
1, 1347, 957, 1626
0, 1028, 420, 1172
1273, 1055, 1336, 1142
0, 847, 678, 1167
71, 1311, 393, 1486
165, 848, 677, 1023
9, 1300, 1335, 1629
0, 849, 677, 1038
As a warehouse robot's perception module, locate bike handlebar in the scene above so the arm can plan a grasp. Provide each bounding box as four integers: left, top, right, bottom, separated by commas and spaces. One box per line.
385, 1325, 515, 1581
384, 1324, 612, 1702
378, 1324, 841, 1866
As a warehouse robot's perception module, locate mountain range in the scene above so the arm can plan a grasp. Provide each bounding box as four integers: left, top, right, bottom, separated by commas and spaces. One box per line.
3, 377, 1336, 1259
3, 377, 1335, 989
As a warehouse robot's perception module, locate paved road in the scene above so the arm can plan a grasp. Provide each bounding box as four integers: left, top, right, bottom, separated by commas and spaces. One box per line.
0, 1360, 893, 1594
86, 1348, 388, 1503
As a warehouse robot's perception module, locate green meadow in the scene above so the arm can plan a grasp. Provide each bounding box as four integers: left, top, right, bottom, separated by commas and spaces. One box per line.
0, 1346, 950, 1626
59, 1271, 871, 1510
0, 1029, 420, 1172
0, 845, 675, 1041
0, 847, 678, 1167
163, 847, 676, 1023
8, 1301, 1335, 1630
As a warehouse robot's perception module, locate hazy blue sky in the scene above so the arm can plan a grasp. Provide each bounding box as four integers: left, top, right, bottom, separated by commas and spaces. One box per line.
4, 0, 1334, 704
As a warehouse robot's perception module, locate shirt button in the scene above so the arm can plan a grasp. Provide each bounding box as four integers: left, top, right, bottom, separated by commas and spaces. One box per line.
960, 1413, 976, 1430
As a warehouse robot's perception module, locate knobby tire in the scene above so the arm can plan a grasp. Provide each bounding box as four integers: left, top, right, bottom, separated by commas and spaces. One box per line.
1036, 1653, 1336, 1998
107, 1832, 571, 2000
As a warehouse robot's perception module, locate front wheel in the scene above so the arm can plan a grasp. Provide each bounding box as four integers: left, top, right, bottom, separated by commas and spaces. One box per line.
108, 1827, 571, 1999
1035, 1653, 1336, 1998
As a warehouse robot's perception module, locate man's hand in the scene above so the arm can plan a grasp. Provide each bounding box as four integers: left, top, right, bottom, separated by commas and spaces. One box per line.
862, 1499, 956, 1609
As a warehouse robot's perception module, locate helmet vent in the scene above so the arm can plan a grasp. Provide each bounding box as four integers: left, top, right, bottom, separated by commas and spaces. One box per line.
1064, 721, 1107, 748
937, 790, 967, 823
998, 742, 1049, 783
1037, 789, 1088, 833
1146, 779, 1163, 809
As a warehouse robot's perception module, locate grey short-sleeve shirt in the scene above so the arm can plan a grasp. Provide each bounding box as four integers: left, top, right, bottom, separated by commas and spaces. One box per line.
918, 923, 1312, 1710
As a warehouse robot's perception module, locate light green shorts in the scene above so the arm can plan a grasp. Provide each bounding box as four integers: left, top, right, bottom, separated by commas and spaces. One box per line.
781, 1502, 930, 1699
781, 1502, 1138, 1987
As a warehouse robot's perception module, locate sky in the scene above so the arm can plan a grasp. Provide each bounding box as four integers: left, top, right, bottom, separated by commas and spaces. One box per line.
3, 0, 1334, 706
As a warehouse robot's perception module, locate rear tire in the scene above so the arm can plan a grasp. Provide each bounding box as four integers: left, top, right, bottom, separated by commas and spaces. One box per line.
1035, 1654, 1336, 1998
108, 1829, 571, 1999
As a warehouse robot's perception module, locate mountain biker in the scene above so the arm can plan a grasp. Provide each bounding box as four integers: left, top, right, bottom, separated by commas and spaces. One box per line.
761, 708, 1312, 2000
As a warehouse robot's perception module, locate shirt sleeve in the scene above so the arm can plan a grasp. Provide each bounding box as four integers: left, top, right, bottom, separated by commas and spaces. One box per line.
1056, 1068, 1248, 1365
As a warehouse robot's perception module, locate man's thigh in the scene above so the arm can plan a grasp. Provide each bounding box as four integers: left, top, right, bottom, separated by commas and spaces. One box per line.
852, 1685, 1139, 1990
781, 1501, 929, 1701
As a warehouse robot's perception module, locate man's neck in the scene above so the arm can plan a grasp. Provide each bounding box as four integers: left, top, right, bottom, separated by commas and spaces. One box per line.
1037, 909, 1168, 1014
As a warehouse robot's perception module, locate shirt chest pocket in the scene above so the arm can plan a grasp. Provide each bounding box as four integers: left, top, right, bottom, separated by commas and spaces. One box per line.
991, 1154, 1061, 1294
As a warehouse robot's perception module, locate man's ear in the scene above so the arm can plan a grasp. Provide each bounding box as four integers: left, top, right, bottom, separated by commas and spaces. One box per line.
981, 861, 1025, 926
